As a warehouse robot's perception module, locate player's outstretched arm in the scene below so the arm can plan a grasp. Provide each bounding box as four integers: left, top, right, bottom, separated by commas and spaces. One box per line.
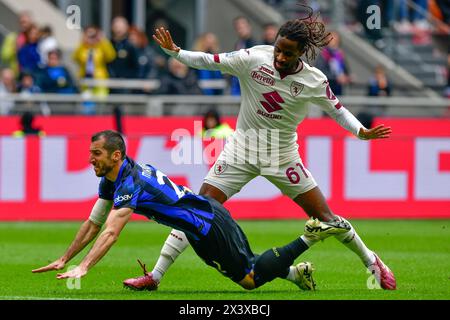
56, 207, 133, 279
32, 219, 102, 273
31, 258, 66, 273
152, 27, 227, 72
152, 27, 180, 52
358, 124, 392, 140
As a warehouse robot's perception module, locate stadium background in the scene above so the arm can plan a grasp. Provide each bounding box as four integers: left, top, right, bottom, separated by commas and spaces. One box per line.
0, 0, 449, 301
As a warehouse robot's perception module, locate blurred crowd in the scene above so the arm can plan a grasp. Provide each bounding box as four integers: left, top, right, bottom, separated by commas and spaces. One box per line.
355, 0, 450, 50
0, 12, 283, 116
0, 12, 77, 115
0, 3, 449, 118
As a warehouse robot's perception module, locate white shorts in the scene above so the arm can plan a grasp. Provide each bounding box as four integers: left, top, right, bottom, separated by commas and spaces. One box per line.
204, 144, 317, 200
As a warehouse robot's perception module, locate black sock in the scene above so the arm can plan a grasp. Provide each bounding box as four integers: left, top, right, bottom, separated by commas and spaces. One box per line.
253, 238, 309, 288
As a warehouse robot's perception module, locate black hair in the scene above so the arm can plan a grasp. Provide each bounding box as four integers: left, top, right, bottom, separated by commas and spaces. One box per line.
276, 4, 331, 62
40, 25, 53, 35
91, 130, 126, 160
19, 71, 34, 81
21, 111, 34, 127
203, 109, 221, 130
20, 111, 41, 134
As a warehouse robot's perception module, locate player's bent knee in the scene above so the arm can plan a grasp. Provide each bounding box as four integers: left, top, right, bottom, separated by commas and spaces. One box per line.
199, 183, 228, 204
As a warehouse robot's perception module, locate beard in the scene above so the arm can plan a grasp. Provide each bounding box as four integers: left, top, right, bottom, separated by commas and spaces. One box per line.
94, 163, 114, 177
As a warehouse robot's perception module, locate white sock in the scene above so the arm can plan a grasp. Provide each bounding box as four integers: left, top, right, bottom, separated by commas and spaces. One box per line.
334, 217, 376, 267
151, 229, 189, 281
286, 266, 297, 282
300, 234, 317, 248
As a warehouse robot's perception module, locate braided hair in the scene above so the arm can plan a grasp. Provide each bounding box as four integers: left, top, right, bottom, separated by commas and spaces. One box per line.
276, 4, 331, 62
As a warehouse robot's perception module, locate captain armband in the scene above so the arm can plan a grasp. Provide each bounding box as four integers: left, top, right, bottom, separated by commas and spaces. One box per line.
89, 199, 113, 226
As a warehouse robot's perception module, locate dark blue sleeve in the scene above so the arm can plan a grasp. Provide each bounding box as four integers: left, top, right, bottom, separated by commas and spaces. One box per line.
113, 176, 140, 210
98, 178, 114, 200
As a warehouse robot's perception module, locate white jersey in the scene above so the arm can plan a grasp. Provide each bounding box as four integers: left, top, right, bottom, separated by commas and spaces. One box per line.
163, 46, 363, 155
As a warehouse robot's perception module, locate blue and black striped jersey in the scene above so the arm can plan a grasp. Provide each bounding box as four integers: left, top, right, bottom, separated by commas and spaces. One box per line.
98, 157, 214, 240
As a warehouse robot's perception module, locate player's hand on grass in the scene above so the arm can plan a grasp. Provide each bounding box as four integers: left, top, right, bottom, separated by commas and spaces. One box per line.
32, 259, 65, 273
358, 124, 392, 140
56, 266, 87, 280
152, 27, 180, 52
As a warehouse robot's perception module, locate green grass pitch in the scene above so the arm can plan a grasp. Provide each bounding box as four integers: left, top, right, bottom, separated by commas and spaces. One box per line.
0, 220, 449, 300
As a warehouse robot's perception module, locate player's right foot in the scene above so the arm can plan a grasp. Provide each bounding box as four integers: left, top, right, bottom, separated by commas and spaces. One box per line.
303, 217, 351, 242
292, 262, 316, 291
368, 253, 397, 290
123, 259, 159, 291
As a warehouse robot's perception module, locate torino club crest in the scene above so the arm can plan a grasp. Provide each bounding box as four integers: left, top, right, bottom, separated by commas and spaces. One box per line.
214, 160, 228, 175
290, 81, 304, 97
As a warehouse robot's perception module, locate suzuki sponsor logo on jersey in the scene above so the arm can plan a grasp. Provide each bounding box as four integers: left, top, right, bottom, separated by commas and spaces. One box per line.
251, 70, 275, 86
214, 160, 228, 175
114, 194, 133, 204
259, 65, 274, 75
259, 91, 285, 115
290, 81, 304, 97
256, 109, 282, 119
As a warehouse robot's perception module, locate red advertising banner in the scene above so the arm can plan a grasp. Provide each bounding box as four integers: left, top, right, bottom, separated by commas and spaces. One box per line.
0, 116, 449, 220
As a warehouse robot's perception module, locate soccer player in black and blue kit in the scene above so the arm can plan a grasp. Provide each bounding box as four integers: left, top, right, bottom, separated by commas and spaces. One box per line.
33, 130, 348, 290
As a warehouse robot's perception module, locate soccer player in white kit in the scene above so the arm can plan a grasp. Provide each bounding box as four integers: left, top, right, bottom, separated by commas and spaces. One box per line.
124, 9, 396, 291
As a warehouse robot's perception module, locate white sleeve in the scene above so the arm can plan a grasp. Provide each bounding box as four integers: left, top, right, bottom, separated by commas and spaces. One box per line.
312, 81, 365, 137
162, 48, 251, 76
89, 198, 113, 226
328, 106, 365, 138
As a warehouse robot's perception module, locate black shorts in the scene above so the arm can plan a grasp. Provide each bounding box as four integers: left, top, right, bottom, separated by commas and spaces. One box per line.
187, 196, 256, 283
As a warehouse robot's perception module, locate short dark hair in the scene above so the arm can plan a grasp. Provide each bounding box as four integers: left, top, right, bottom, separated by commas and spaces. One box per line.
48, 48, 62, 58
277, 4, 331, 62
203, 108, 221, 130
91, 130, 126, 160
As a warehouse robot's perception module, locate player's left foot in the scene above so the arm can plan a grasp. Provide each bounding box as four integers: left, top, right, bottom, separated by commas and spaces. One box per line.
304, 217, 351, 242
123, 259, 159, 291
368, 253, 397, 290
292, 262, 316, 291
